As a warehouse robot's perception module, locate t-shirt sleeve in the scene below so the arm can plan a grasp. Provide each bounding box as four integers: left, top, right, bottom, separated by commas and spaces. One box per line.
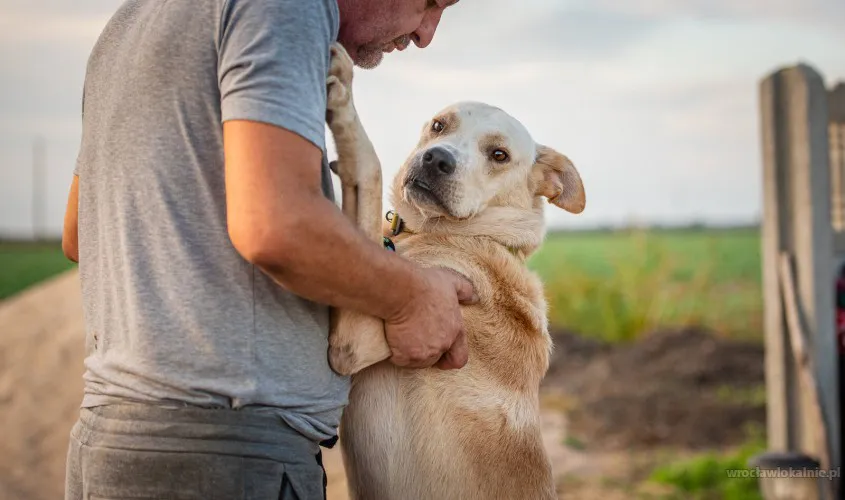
217, 0, 338, 151
74, 83, 87, 177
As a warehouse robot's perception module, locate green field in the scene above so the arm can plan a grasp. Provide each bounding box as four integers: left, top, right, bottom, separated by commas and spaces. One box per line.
0, 229, 764, 343
528, 227, 763, 343
0, 241, 77, 300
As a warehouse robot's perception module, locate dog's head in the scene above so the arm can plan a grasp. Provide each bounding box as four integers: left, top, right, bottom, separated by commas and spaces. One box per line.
393, 102, 585, 224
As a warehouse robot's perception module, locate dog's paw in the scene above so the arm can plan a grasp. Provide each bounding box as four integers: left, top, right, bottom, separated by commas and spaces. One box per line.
326, 43, 354, 121
326, 75, 349, 118
329, 42, 354, 88
328, 343, 359, 377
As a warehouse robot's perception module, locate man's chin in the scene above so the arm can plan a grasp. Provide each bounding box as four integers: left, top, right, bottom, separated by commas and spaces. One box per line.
353, 48, 385, 70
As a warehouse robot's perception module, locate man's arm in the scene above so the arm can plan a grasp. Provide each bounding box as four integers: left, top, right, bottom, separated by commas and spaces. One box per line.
218, 0, 473, 369
62, 175, 79, 263
225, 120, 429, 321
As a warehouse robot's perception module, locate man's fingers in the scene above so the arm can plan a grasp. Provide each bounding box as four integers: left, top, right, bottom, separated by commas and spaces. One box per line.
390, 347, 440, 370
439, 268, 478, 305
449, 273, 479, 305
435, 355, 456, 370
451, 327, 469, 368
436, 327, 468, 370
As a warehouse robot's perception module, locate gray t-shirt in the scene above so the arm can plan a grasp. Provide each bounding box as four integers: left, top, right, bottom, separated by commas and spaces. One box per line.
74, 0, 347, 443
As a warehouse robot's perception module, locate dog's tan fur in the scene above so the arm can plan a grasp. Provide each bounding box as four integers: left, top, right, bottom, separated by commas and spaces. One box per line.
325, 43, 585, 500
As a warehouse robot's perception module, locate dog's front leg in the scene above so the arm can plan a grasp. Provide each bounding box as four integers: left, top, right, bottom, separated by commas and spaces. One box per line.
325, 43, 391, 376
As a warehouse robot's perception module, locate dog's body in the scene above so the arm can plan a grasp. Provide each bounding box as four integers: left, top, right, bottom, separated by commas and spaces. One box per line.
339, 231, 556, 500
325, 44, 585, 500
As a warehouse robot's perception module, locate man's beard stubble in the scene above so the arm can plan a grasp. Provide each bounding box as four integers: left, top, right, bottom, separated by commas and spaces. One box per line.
354, 34, 410, 70
355, 47, 385, 69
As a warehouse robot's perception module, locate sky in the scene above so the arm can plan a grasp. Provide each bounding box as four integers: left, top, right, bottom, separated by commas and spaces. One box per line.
1, 0, 844, 238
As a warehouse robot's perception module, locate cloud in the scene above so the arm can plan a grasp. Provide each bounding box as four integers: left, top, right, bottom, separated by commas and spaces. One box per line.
2, 0, 845, 236
0, 14, 112, 43
584, 0, 845, 21
0, 1, 109, 237
407, 0, 844, 72
3, 0, 120, 19
401, 3, 664, 71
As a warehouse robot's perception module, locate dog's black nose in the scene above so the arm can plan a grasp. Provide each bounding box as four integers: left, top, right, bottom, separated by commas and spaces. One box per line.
422, 147, 456, 175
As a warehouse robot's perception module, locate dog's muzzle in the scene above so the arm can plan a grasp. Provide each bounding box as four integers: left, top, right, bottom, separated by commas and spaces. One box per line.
404, 146, 460, 215
421, 146, 456, 176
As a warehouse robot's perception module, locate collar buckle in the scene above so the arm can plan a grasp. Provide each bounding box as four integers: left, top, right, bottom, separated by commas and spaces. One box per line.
386, 210, 404, 236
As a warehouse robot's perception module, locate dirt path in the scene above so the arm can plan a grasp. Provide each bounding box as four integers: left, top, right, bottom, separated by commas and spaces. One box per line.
0, 270, 591, 500
0, 271, 87, 499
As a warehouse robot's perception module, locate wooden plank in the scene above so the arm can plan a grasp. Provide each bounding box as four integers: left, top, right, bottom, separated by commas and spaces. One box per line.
833, 230, 845, 257
778, 253, 835, 500
760, 67, 794, 452
829, 83, 845, 500
783, 65, 839, 487
829, 123, 845, 232
830, 82, 845, 123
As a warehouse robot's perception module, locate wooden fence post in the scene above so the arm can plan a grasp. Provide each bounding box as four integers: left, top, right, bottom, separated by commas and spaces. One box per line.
829, 82, 845, 498
759, 63, 841, 495
831, 84, 845, 235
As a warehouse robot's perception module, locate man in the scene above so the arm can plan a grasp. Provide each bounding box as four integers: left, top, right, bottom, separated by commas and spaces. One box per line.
61, 0, 470, 498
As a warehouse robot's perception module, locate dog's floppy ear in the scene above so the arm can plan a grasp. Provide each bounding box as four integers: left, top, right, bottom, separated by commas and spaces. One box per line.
532, 145, 586, 214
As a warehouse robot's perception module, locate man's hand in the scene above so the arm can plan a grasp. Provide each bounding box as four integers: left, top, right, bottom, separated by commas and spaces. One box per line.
385, 267, 477, 370
62, 175, 80, 263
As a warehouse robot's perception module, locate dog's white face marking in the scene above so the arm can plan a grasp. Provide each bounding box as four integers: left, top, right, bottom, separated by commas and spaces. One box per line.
399, 101, 540, 220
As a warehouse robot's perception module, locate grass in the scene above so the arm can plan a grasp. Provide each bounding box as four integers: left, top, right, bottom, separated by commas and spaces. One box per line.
563, 435, 587, 451
647, 424, 767, 500
0, 228, 765, 345
715, 384, 768, 407
529, 227, 762, 343
0, 241, 76, 300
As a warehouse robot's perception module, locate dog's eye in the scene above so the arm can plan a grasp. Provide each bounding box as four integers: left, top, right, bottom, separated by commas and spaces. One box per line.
492, 150, 509, 163
432, 120, 444, 133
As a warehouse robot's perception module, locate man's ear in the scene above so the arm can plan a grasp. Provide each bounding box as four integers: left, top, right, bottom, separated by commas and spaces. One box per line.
532, 145, 586, 214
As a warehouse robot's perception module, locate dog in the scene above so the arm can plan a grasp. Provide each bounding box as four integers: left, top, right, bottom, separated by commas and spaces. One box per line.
325, 43, 586, 500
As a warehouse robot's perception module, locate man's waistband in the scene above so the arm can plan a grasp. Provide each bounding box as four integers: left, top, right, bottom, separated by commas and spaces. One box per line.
73, 403, 322, 463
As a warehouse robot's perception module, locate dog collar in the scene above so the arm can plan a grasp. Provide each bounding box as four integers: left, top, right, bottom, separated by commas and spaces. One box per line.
383, 210, 523, 259
383, 236, 396, 252
386, 210, 405, 236
382, 210, 405, 252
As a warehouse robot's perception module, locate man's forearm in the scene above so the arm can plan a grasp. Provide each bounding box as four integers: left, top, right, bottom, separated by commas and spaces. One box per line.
222, 119, 420, 318
248, 192, 420, 321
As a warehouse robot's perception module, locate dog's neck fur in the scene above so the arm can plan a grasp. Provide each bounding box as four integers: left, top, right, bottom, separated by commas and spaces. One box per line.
389, 196, 548, 258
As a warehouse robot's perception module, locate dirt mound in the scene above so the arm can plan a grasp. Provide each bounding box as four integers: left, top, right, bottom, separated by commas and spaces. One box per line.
0, 271, 86, 500
543, 328, 766, 451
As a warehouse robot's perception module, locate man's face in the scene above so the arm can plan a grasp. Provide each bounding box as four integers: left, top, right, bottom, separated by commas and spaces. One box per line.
338, 0, 459, 69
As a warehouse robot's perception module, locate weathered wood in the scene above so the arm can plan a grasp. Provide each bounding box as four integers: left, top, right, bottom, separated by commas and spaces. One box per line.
778, 253, 835, 500
829, 82, 845, 500
830, 123, 845, 233
788, 66, 838, 473
830, 82, 845, 123
760, 67, 793, 452
831, 83, 845, 235
833, 231, 845, 256
759, 64, 840, 492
